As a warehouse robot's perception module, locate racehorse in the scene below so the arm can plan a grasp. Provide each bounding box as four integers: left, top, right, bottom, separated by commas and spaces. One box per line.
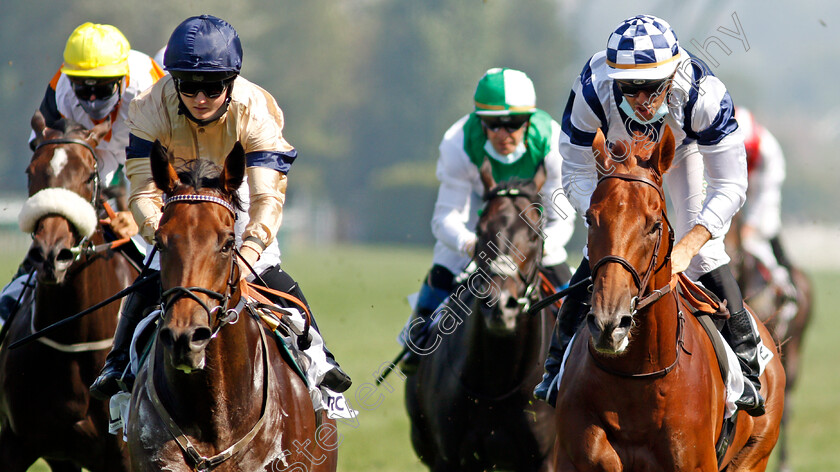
405, 161, 557, 471
126, 141, 337, 471
725, 215, 813, 472
553, 127, 785, 471
0, 113, 137, 471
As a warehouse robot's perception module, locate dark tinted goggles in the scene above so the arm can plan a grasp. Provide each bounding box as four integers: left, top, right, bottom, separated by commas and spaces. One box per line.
480, 116, 530, 133
71, 79, 120, 100
176, 79, 229, 98
615, 77, 671, 97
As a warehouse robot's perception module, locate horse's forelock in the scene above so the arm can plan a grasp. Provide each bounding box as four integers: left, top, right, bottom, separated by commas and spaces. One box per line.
172, 159, 243, 212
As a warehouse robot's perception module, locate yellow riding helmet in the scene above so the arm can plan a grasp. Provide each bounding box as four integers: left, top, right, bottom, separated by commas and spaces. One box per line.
61, 23, 130, 78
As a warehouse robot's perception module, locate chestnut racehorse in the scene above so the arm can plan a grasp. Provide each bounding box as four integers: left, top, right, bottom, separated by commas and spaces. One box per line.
126, 141, 337, 471
0, 114, 136, 471
554, 127, 785, 471
406, 162, 557, 471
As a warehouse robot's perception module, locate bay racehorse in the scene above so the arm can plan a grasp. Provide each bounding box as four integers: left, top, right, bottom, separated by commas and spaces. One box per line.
0, 113, 137, 471
406, 161, 557, 471
126, 141, 337, 471
554, 127, 785, 471
724, 214, 812, 472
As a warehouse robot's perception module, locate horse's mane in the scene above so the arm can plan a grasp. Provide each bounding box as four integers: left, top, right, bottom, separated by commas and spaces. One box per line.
171, 158, 244, 211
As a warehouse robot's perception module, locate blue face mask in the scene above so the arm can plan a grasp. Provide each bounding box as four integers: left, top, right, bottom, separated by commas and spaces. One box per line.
619, 96, 669, 125
484, 139, 527, 165
79, 92, 120, 120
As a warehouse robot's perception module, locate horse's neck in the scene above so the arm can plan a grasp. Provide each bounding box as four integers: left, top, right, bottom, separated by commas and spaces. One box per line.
33, 263, 115, 342
161, 317, 264, 444
463, 306, 544, 387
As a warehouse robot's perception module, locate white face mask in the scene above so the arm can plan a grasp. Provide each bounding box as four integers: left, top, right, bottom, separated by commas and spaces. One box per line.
619, 95, 669, 125
79, 92, 120, 120
484, 139, 527, 164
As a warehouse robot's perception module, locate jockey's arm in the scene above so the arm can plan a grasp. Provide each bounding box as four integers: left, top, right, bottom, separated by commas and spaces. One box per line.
431, 130, 479, 257
124, 134, 164, 245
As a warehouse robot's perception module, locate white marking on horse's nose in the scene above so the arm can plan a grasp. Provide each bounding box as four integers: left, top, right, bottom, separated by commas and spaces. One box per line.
50, 148, 69, 177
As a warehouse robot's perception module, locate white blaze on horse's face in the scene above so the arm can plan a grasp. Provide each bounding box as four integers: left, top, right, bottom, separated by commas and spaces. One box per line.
488, 255, 518, 278
50, 148, 69, 178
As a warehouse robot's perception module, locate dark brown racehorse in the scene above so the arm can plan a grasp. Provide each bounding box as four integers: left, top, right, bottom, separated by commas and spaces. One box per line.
724, 215, 812, 472
406, 163, 557, 471
554, 127, 785, 471
126, 141, 337, 471
0, 114, 136, 471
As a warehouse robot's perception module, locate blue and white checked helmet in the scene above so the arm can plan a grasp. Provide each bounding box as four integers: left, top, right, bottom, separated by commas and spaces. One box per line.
606, 15, 681, 81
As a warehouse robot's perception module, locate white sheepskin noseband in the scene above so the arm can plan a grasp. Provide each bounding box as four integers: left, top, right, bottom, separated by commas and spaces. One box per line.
18, 188, 97, 238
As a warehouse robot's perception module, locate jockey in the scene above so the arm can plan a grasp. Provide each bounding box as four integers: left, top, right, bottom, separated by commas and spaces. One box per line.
734, 107, 797, 302
399, 67, 576, 373
0, 23, 162, 327
533, 15, 766, 417
89, 15, 351, 399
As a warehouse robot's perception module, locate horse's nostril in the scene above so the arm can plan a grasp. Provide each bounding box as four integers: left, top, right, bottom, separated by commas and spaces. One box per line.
160, 327, 176, 349
506, 296, 519, 309
27, 247, 45, 264
191, 327, 212, 348
56, 248, 75, 263
619, 315, 633, 329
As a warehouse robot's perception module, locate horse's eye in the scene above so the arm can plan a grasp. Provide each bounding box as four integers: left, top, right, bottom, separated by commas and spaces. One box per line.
649, 221, 662, 235
221, 238, 235, 253
87, 172, 96, 183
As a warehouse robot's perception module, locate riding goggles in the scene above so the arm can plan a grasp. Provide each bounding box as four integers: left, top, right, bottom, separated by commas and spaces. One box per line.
480, 116, 530, 133
70, 78, 121, 100
176, 79, 229, 98
615, 76, 672, 98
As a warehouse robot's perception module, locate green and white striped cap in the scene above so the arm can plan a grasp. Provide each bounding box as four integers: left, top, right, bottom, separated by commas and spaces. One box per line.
474, 68, 536, 116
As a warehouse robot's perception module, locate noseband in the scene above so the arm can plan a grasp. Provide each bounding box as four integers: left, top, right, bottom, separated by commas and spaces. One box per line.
589, 173, 675, 315
159, 194, 240, 335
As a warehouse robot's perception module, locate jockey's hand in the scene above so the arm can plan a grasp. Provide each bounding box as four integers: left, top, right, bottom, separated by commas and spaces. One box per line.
740, 224, 757, 243
463, 237, 477, 258
237, 245, 261, 281
671, 224, 712, 275
103, 211, 139, 239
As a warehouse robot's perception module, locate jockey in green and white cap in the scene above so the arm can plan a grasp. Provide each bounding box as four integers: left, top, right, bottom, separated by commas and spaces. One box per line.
398, 67, 576, 373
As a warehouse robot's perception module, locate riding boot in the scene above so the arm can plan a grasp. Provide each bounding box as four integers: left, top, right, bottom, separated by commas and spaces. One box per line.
699, 265, 766, 417
89, 275, 159, 400
398, 266, 454, 375
258, 266, 352, 393
534, 260, 591, 406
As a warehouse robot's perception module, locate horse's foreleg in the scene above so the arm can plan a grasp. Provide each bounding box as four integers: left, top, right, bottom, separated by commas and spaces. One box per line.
0, 425, 40, 472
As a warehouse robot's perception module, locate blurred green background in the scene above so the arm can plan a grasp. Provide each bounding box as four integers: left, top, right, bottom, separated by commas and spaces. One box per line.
6, 235, 838, 471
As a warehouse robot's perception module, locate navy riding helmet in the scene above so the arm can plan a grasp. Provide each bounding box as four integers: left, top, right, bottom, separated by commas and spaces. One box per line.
163, 15, 242, 82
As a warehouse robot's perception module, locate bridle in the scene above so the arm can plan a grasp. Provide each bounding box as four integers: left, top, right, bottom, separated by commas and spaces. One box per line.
589, 172, 675, 315
587, 171, 688, 379
158, 194, 241, 336
150, 192, 273, 471
477, 185, 543, 312
31, 138, 103, 263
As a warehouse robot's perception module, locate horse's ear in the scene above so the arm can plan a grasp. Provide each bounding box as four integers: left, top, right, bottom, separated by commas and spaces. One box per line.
150, 140, 179, 194
479, 158, 496, 194
532, 162, 547, 191
30, 111, 47, 150
592, 129, 614, 177
87, 119, 112, 147
220, 142, 246, 195
649, 125, 675, 176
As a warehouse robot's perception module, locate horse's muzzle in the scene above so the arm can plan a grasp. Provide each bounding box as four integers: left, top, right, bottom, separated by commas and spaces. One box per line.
587, 311, 632, 354
160, 325, 213, 372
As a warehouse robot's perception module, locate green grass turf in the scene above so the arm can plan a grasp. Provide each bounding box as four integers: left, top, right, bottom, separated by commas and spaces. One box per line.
8, 240, 839, 471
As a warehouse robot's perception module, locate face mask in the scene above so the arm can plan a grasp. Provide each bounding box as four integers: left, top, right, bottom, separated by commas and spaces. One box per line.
79, 92, 120, 120
619, 96, 669, 125
484, 139, 527, 165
